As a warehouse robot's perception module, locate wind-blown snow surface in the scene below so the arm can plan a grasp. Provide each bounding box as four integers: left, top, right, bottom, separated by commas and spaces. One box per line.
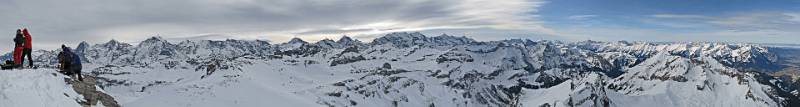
0, 69, 84, 107
20, 32, 800, 107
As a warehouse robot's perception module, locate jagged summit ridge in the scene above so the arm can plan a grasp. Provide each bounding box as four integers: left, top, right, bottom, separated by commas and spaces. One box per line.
287, 37, 308, 44
371, 32, 476, 47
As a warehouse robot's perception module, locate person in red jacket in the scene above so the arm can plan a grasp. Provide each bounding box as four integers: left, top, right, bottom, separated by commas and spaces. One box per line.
13, 29, 24, 68
21, 28, 33, 68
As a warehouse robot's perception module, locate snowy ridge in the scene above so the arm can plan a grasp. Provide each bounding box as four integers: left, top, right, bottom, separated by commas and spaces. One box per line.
372, 32, 476, 47
577, 41, 779, 71
15, 32, 800, 107
0, 69, 84, 107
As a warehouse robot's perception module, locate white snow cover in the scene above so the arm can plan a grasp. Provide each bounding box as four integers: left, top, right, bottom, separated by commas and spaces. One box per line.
519, 53, 782, 107
12, 32, 797, 107
0, 69, 84, 107
97, 65, 322, 107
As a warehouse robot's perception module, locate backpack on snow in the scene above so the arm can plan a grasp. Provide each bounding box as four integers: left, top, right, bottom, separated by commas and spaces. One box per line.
1, 60, 15, 70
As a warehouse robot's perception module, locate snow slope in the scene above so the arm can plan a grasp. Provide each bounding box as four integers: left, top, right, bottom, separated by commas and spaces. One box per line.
96, 65, 322, 107
0, 69, 84, 107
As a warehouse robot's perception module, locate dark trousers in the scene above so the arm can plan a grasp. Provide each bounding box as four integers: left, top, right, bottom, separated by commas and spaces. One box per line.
22, 48, 32, 67
73, 65, 83, 80
64, 65, 83, 81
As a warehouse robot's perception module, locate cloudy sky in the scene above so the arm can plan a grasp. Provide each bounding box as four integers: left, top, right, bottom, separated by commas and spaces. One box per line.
1, 0, 799, 51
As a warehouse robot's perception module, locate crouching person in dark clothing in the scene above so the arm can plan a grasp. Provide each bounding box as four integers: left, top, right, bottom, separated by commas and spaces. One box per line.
58, 45, 83, 81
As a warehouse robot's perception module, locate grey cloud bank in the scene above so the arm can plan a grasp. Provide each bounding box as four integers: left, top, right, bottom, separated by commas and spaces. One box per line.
0, 0, 797, 52
0, 0, 547, 51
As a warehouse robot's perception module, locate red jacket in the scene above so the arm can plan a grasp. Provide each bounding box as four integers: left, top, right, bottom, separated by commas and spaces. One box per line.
23, 29, 32, 49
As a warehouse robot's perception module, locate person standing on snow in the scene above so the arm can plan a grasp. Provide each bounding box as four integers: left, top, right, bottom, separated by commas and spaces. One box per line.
21, 28, 33, 68
58, 45, 83, 81
13, 29, 24, 68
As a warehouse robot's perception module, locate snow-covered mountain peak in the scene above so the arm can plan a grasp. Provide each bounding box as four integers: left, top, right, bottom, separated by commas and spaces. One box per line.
372, 32, 477, 47
141, 36, 167, 44
337, 35, 356, 43
314, 39, 339, 48
336, 35, 362, 46
371, 32, 428, 47
429, 34, 476, 46
574, 41, 779, 72
78, 41, 90, 47
287, 37, 308, 44
75, 41, 91, 52
385, 32, 426, 39
102, 39, 127, 47
317, 38, 336, 44
136, 36, 174, 50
